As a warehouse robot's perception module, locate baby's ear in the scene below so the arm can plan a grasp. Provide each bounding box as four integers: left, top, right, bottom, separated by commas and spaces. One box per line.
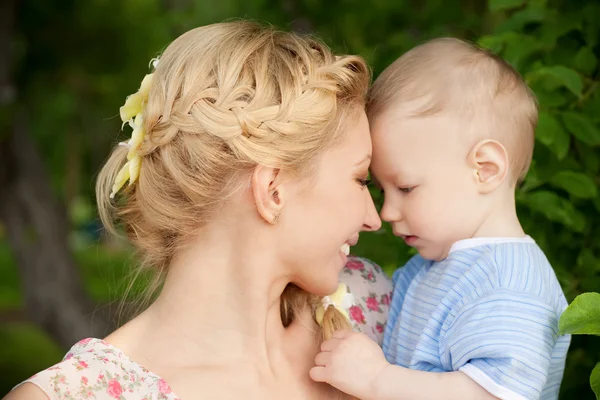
467, 139, 508, 194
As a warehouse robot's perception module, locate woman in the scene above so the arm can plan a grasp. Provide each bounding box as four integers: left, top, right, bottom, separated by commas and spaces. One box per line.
7, 21, 392, 399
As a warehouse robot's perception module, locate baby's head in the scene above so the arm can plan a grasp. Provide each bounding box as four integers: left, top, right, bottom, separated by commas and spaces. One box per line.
368, 38, 538, 260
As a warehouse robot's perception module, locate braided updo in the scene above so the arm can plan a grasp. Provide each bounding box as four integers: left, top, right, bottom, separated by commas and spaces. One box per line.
96, 21, 369, 342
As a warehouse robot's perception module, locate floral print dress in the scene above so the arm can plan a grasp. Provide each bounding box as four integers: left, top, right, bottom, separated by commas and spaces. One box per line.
17, 257, 392, 399
341, 257, 393, 344
19, 338, 179, 400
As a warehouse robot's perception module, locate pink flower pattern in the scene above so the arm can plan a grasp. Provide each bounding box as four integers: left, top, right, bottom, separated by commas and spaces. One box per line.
21, 338, 181, 399
158, 379, 172, 395
381, 293, 391, 306
345, 259, 365, 271
366, 294, 380, 311
19, 257, 391, 398
340, 256, 393, 345
349, 305, 366, 324
107, 379, 123, 398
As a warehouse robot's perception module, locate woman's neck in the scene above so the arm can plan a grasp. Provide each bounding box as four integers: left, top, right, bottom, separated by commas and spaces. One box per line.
104, 219, 352, 399
109, 221, 298, 378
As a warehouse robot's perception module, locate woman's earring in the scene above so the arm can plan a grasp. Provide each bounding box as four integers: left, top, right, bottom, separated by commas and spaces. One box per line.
271, 212, 280, 225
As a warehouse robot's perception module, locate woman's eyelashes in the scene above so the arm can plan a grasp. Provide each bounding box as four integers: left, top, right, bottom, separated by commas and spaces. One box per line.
356, 178, 371, 188
356, 171, 372, 188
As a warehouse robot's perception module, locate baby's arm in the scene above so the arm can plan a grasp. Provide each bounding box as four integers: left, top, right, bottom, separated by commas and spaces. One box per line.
372, 363, 497, 400
310, 330, 497, 400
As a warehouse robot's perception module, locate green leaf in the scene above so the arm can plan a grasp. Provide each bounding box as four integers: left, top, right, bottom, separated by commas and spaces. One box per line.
533, 111, 570, 158
536, 112, 563, 146
527, 190, 561, 209
551, 126, 571, 160
591, 363, 600, 400
575, 47, 598, 75
528, 0, 548, 8
503, 34, 540, 68
489, 0, 525, 12
550, 171, 598, 199
562, 112, 600, 145
584, 91, 600, 125
496, 7, 546, 33
576, 141, 600, 173
478, 35, 505, 54
583, 4, 600, 47
526, 191, 585, 231
519, 169, 542, 193
534, 89, 568, 108
563, 200, 586, 232
559, 292, 600, 335
595, 196, 600, 214
538, 66, 583, 97
577, 249, 600, 274
539, 13, 583, 47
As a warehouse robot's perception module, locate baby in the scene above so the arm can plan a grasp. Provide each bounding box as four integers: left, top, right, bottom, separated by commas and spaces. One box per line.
310, 38, 570, 400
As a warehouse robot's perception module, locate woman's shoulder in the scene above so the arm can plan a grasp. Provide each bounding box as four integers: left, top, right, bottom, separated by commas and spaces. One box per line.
4, 382, 49, 400
10, 338, 179, 400
340, 257, 393, 345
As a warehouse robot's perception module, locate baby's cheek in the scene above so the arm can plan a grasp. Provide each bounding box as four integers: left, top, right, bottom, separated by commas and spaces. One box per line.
406, 194, 426, 222
412, 194, 444, 235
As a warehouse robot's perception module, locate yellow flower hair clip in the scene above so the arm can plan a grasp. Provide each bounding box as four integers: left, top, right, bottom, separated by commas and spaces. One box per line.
109, 58, 159, 199
315, 282, 355, 326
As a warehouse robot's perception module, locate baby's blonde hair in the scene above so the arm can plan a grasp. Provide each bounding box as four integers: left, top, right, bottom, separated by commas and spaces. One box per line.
96, 21, 367, 346
368, 37, 538, 184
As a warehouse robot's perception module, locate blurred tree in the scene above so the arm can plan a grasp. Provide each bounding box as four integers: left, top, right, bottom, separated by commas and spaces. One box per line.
0, 0, 110, 349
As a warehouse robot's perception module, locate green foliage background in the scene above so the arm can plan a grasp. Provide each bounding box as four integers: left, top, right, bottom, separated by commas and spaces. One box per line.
1, 0, 599, 397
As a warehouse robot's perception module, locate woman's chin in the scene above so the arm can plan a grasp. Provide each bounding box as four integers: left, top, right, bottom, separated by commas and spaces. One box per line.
302, 274, 341, 297
294, 256, 346, 296
320, 261, 345, 295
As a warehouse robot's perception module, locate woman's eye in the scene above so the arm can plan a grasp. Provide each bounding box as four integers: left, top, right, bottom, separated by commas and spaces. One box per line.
399, 186, 414, 194
357, 178, 371, 187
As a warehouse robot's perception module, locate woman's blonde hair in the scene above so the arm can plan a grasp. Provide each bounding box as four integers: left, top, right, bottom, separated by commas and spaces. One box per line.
96, 21, 368, 343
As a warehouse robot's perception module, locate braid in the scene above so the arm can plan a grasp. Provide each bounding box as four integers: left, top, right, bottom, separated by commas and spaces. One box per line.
96, 25, 369, 392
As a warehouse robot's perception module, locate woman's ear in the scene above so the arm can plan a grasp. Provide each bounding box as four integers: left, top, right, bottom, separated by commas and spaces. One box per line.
467, 139, 509, 194
251, 165, 286, 224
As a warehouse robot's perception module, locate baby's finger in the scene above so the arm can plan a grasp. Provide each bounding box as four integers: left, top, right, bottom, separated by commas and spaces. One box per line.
320, 338, 341, 352
309, 366, 328, 383
314, 351, 332, 367
331, 329, 352, 339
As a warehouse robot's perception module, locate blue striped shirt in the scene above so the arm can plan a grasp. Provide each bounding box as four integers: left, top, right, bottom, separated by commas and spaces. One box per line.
383, 237, 570, 400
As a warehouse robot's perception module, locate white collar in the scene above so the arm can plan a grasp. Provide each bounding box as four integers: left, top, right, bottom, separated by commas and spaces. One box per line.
448, 235, 535, 254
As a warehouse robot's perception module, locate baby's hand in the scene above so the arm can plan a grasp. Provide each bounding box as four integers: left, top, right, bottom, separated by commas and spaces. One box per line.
309, 329, 389, 400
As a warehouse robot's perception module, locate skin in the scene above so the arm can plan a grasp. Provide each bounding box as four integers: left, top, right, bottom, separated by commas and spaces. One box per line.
6, 111, 381, 400
371, 106, 524, 261
311, 105, 526, 399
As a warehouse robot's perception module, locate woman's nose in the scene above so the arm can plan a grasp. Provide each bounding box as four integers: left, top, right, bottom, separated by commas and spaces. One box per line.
362, 193, 382, 232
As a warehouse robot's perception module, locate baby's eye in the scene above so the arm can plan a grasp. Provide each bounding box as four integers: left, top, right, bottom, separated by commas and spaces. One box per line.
398, 186, 414, 194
